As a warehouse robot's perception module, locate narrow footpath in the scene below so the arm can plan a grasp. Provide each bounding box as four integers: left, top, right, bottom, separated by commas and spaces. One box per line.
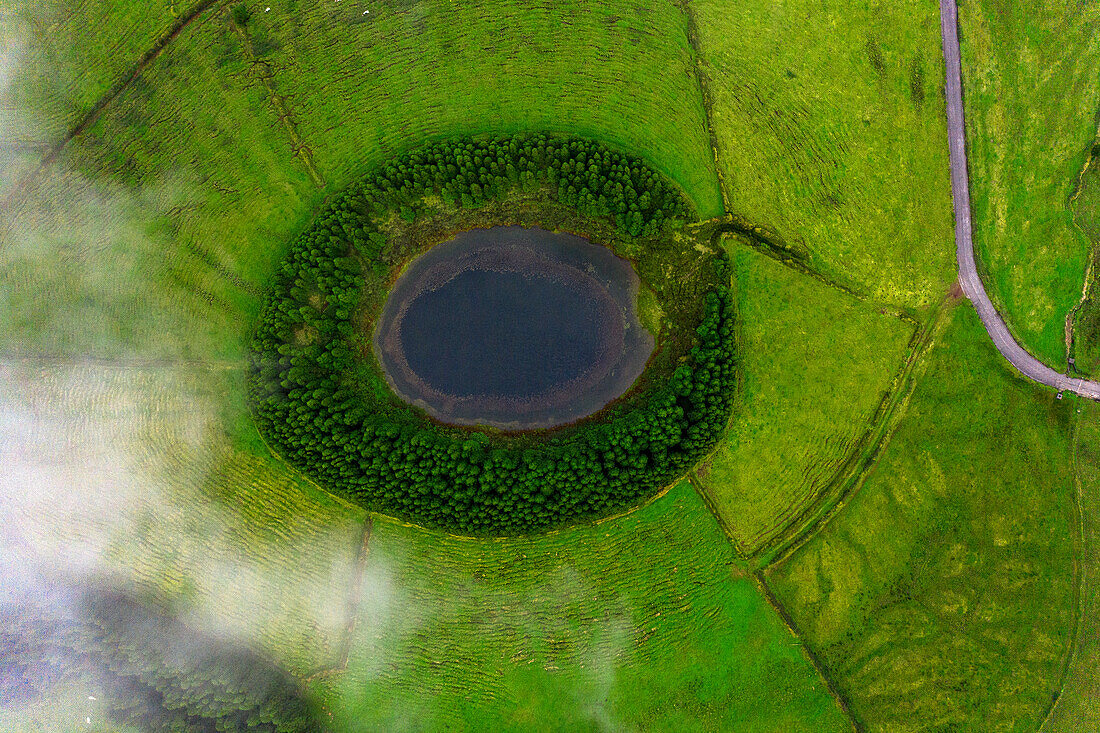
938, 0, 1100, 400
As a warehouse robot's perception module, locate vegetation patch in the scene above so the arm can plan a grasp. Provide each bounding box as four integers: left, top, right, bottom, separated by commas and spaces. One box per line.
250, 134, 736, 535
0, 580, 324, 733
313, 482, 849, 731
768, 306, 1078, 730
696, 243, 915, 556
958, 0, 1100, 366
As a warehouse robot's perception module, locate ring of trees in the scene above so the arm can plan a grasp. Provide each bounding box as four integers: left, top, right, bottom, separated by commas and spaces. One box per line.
249, 134, 737, 534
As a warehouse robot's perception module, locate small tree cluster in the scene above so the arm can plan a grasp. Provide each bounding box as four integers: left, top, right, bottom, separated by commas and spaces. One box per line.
342, 133, 692, 237
249, 134, 735, 534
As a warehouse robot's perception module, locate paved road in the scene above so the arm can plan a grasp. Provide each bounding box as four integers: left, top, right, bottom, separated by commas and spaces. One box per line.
939, 0, 1100, 401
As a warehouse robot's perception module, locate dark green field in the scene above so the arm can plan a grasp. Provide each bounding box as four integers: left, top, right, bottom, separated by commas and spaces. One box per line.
1, 0, 1097, 730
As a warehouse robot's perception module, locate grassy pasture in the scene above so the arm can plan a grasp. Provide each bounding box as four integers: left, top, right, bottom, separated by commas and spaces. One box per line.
241, 0, 722, 217
958, 0, 1100, 367
2, 359, 365, 676
690, 0, 955, 306
0, 1, 183, 142
0, 13, 319, 361
2, 0, 722, 361
695, 243, 915, 556
768, 305, 1078, 731
314, 482, 849, 732
1040, 399, 1100, 732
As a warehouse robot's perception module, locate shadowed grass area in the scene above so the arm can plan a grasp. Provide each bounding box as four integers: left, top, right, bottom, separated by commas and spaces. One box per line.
958, 0, 1100, 367
690, 0, 955, 306
313, 482, 849, 732
768, 305, 1077, 731
696, 243, 914, 556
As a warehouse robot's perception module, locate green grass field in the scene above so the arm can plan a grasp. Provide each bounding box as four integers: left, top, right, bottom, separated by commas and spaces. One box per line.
1071, 152, 1100, 375
3, 359, 365, 676
958, 0, 1100, 367
1, 0, 1095, 728
695, 243, 915, 556
313, 482, 849, 732
0, 2, 183, 140
690, 0, 956, 306
769, 305, 1078, 731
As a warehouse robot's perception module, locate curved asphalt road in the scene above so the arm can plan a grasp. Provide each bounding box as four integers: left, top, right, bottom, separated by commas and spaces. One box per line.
939, 0, 1100, 401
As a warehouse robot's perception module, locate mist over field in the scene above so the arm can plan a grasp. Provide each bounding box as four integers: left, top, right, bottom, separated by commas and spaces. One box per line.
1, 0, 1096, 729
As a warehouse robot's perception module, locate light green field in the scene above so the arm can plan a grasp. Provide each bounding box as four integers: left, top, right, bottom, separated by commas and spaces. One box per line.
958, 0, 1100, 367
0, 1, 182, 140
768, 305, 1078, 731
690, 0, 956, 306
313, 482, 849, 732
245, 0, 722, 217
0, 15, 316, 360
3, 359, 365, 675
695, 243, 915, 556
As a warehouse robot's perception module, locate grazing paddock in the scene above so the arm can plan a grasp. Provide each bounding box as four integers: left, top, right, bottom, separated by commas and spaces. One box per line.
769, 306, 1078, 731
695, 243, 915, 557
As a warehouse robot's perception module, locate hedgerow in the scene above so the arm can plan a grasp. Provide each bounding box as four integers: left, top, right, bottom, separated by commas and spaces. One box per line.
249, 134, 735, 534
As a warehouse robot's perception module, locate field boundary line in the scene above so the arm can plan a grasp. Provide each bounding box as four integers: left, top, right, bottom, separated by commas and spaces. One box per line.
229, 17, 325, 189
678, 0, 730, 216
1039, 399, 1094, 730
304, 516, 373, 681
1065, 140, 1099, 373
752, 570, 865, 733
687, 473, 748, 560
753, 298, 950, 569
690, 217, 922, 323
0, 0, 229, 218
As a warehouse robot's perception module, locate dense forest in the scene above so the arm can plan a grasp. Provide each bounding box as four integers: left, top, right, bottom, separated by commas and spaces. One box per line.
249, 134, 736, 534
0, 581, 323, 732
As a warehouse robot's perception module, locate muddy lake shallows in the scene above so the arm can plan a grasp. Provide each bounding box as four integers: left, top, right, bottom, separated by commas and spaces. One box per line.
373, 226, 654, 430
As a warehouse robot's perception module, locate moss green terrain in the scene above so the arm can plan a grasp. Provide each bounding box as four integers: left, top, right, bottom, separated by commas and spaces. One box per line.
957, 0, 1100, 367
314, 482, 848, 732
690, 0, 956, 305
769, 306, 1078, 731
696, 244, 914, 555
0, 0, 1095, 728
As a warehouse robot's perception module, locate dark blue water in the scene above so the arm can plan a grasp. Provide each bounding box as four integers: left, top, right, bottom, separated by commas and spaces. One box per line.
373, 226, 653, 430
400, 269, 605, 398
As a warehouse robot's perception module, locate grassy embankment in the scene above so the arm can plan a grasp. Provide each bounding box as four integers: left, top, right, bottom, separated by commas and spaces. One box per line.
957, 0, 1100, 367
312, 481, 850, 732
1070, 151, 1100, 375
768, 306, 1079, 731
